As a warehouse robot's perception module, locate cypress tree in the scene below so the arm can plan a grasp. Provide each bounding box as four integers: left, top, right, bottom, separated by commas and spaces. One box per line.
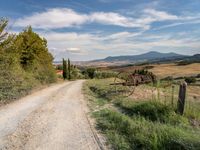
68, 58, 71, 80
63, 58, 67, 80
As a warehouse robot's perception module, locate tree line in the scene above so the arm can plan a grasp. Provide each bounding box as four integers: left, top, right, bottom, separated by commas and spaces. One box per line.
0, 18, 118, 101
0, 18, 56, 101
62, 58, 71, 80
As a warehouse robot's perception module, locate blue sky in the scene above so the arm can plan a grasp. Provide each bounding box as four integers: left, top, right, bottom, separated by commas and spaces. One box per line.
1, 0, 200, 61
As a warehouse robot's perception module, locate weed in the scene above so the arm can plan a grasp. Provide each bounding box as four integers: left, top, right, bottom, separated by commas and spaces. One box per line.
95, 110, 200, 150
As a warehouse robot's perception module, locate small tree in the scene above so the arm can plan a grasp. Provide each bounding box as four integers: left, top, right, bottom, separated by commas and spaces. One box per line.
63, 58, 67, 80
68, 58, 71, 80
86, 68, 96, 79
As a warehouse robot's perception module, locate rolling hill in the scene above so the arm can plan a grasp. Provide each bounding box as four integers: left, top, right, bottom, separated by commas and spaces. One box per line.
102, 51, 185, 62
84, 51, 188, 66
56, 51, 199, 67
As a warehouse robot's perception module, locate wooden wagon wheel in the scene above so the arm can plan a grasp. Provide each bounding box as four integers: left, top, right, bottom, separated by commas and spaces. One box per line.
114, 72, 136, 97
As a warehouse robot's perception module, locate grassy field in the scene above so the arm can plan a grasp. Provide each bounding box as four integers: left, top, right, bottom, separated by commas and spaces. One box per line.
106, 63, 200, 78
149, 63, 200, 78
83, 78, 200, 150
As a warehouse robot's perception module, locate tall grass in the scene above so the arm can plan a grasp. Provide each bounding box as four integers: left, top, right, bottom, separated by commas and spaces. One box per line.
95, 109, 200, 150
115, 100, 189, 125
84, 79, 200, 150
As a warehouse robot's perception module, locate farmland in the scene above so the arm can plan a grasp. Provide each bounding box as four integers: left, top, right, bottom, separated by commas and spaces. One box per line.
83, 62, 200, 149
104, 63, 200, 78
149, 63, 200, 78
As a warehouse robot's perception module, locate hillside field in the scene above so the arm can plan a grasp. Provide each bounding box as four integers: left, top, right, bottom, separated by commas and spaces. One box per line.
149, 63, 200, 78
105, 63, 200, 78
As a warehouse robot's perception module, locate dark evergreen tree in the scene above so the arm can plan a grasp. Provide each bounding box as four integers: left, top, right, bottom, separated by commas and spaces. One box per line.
68, 58, 71, 80
63, 58, 67, 80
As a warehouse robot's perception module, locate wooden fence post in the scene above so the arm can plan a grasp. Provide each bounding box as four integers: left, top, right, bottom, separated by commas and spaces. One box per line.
171, 85, 175, 107
177, 82, 187, 115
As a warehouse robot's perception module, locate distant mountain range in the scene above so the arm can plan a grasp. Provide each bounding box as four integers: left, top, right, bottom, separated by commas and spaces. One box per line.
182, 54, 200, 61
55, 51, 199, 67
82, 51, 190, 66
97, 51, 186, 62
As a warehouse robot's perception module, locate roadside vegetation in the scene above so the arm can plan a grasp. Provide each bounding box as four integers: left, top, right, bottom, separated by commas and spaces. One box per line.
83, 78, 200, 150
0, 19, 56, 103
56, 63, 118, 80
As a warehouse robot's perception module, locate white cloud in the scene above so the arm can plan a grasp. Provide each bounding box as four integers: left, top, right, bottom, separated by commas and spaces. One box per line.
90, 12, 141, 28
132, 9, 178, 29
66, 47, 86, 54
36, 30, 200, 61
15, 8, 88, 29
15, 8, 144, 29
154, 20, 200, 30
43, 32, 93, 41
12, 7, 200, 60
14, 8, 179, 30
144, 9, 178, 21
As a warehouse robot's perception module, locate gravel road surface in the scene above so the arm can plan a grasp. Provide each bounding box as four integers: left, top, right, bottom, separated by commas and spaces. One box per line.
0, 80, 101, 150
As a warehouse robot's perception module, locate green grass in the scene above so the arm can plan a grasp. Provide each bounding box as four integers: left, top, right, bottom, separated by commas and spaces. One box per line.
115, 100, 189, 125
83, 78, 200, 150
95, 109, 200, 150
83, 78, 121, 109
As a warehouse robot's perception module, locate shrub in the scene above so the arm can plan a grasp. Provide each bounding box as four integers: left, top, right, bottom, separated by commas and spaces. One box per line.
0, 53, 39, 101
185, 77, 196, 84
162, 76, 174, 81
56, 65, 63, 70
196, 74, 200, 78
94, 71, 117, 79
83, 68, 96, 79
0, 20, 56, 102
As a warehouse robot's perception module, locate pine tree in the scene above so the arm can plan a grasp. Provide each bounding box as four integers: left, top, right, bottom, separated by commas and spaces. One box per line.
0, 18, 8, 45
14, 26, 56, 83
68, 58, 71, 80
63, 58, 67, 80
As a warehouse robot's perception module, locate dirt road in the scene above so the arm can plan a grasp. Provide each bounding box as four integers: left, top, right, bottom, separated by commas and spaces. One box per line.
0, 80, 101, 150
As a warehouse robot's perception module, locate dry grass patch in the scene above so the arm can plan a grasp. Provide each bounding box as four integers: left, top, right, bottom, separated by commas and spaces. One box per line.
149, 63, 200, 78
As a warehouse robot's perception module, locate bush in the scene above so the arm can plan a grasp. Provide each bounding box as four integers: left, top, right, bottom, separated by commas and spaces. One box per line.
82, 68, 96, 79
185, 77, 196, 84
94, 71, 117, 79
56, 65, 63, 70
0, 53, 39, 101
196, 74, 200, 78
162, 76, 174, 81
0, 20, 56, 102
174, 76, 185, 80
